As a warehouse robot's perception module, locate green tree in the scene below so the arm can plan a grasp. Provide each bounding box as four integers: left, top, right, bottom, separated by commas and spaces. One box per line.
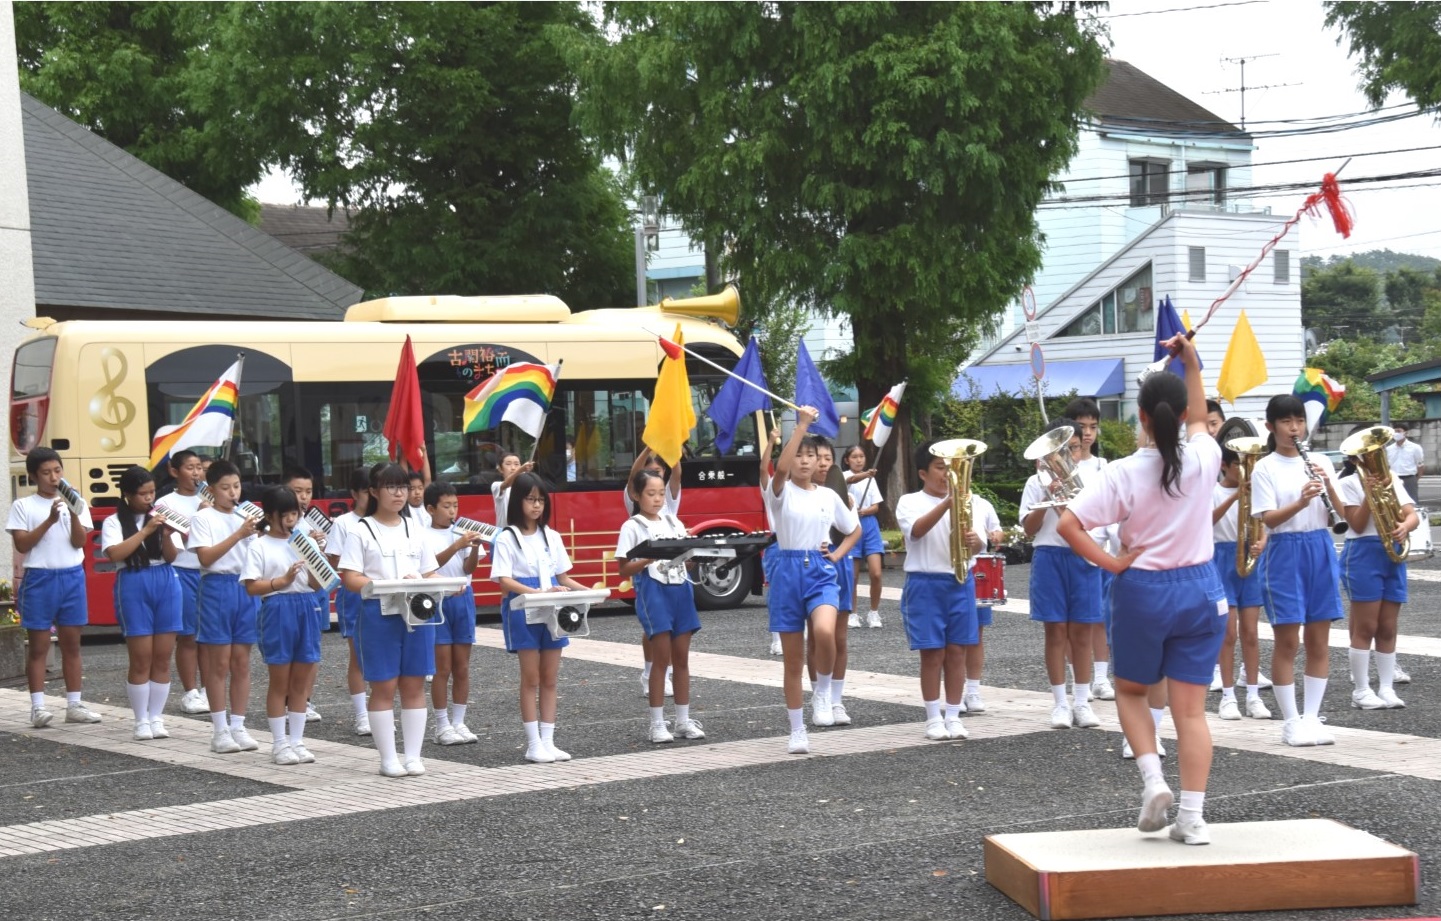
1302, 260, 1387, 340
1326, 2, 1441, 109
572, 1, 1107, 500
1384, 266, 1441, 339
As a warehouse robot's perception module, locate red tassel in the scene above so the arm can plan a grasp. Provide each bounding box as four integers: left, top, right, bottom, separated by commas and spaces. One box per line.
657, 335, 685, 361
1302, 172, 1353, 239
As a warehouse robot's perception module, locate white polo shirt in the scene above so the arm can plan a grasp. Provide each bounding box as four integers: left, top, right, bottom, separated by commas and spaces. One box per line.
1251, 451, 1338, 535
240, 535, 314, 596
1339, 473, 1414, 540
896, 490, 971, 574
765, 481, 859, 552
188, 507, 255, 574
7, 493, 91, 569
1386, 438, 1425, 476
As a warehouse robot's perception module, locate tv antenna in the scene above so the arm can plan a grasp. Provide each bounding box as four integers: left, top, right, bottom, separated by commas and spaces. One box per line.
1203, 54, 1298, 129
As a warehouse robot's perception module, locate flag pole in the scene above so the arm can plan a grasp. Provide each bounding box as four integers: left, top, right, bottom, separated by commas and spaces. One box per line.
652, 331, 802, 412
221, 351, 246, 463
525, 359, 563, 465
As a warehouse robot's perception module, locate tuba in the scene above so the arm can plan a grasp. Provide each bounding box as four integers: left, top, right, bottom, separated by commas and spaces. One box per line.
1340, 425, 1410, 563
1218, 417, 1268, 577
1023, 426, 1084, 509
930, 438, 987, 582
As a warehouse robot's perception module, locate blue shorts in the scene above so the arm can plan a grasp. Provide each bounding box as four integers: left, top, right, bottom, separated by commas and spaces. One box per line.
1341, 537, 1408, 603
434, 587, 478, 645
977, 605, 993, 628
1213, 542, 1264, 609
900, 572, 979, 650
766, 550, 841, 633
1100, 568, 1115, 630
313, 587, 332, 633
1261, 531, 1343, 626
634, 571, 702, 639
195, 573, 261, 646
356, 597, 437, 680
175, 566, 201, 635
501, 577, 570, 652
113, 564, 183, 638
848, 516, 885, 558
1029, 546, 1103, 624
257, 593, 323, 665
336, 587, 363, 638
834, 549, 855, 614
1111, 562, 1227, 686
18, 566, 87, 630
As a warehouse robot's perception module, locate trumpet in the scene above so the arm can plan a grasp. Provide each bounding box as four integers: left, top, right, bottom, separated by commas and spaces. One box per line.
930, 438, 987, 582
1340, 425, 1410, 562
1024, 426, 1084, 509
56, 478, 88, 518
1226, 436, 1268, 576
1294, 437, 1348, 535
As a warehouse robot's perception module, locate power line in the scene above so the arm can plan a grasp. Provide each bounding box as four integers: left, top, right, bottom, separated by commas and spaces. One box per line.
1045, 144, 1441, 192
1097, 1, 1265, 18
1038, 168, 1441, 210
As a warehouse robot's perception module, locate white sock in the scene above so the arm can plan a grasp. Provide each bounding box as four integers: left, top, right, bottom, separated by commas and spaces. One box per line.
435, 709, 452, 731
287, 711, 307, 746
675, 703, 690, 725
869, 609, 879, 618
1246, 683, 1261, 702
771, 632, 781, 643
351, 692, 368, 720
1302, 675, 1328, 720
65, 690, 81, 706
147, 681, 170, 721
268, 716, 288, 744
400, 708, 427, 762
31, 691, 46, 708
1150, 707, 1165, 731
1094, 660, 1109, 681
127, 683, 149, 724
372, 710, 399, 767
1221, 686, 1237, 703
787, 708, 805, 732
1074, 684, 1091, 707
650, 705, 666, 724
1376, 652, 1397, 691
1051, 684, 1068, 707
944, 702, 962, 722
1349, 647, 1371, 691
814, 673, 833, 699
831, 678, 845, 702
1178, 789, 1205, 819
450, 703, 468, 727
666, 666, 674, 680
923, 699, 942, 721
1273, 683, 1299, 721
539, 721, 556, 744
209, 710, 228, 731
965, 678, 981, 693
523, 720, 540, 746
1136, 752, 1164, 785
229, 713, 245, 730
642, 662, 654, 679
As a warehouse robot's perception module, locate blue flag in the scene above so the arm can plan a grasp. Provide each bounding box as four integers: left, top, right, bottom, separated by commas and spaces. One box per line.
793, 341, 840, 438
706, 337, 772, 454
1153, 296, 1201, 378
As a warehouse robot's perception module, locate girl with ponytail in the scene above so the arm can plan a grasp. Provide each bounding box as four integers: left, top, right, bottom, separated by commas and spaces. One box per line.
1057, 333, 1225, 847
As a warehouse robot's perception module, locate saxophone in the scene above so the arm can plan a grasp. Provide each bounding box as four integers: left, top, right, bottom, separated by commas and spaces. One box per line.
1340, 425, 1410, 563
929, 439, 988, 582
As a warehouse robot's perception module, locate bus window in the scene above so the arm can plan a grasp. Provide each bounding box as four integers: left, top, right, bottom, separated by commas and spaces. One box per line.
10, 337, 56, 455
296, 382, 395, 496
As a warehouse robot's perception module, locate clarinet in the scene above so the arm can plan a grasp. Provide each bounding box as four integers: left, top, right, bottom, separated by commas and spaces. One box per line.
1294, 437, 1348, 535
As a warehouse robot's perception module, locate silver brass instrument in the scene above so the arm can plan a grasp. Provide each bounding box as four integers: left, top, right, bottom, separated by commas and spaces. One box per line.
149, 503, 192, 536
56, 478, 88, 519
289, 529, 341, 592
1294, 437, 1348, 535
929, 438, 987, 582
1340, 425, 1411, 562
1024, 426, 1084, 510
453, 517, 499, 544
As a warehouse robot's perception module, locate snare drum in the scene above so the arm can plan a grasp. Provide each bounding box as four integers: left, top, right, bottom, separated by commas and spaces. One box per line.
972, 553, 1006, 604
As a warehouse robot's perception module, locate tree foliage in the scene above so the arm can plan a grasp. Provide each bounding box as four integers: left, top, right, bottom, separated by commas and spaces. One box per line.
1326, 1, 1441, 110
1302, 261, 1384, 340
571, 1, 1107, 499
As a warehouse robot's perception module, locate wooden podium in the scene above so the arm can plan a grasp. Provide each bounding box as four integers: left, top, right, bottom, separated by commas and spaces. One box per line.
985, 819, 1419, 920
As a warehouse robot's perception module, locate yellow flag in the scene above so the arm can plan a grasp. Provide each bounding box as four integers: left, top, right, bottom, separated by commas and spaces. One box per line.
642, 325, 696, 466
1217, 310, 1268, 403
1180, 309, 1193, 332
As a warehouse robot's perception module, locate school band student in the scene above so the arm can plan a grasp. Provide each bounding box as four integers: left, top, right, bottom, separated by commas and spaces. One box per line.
896, 440, 985, 741
327, 467, 375, 736
100, 466, 183, 740
423, 482, 485, 745
1059, 332, 1225, 846
284, 465, 329, 723
492, 472, 590, 763
241, 487, 322, 765
1338, 453, 1418, 710
759, 423, 785, 658
812, 440, 857, 725
189, 459, 262, 754
338, 463, 441, 778
1063, 397, 1118, 703
1211, 444, 1272, 721
964, 490, 1005, 715
7, 448, 102, 727
157, 449, 210, 716
626, 447, 682, 697
491, 452, 532, 528
842, 444, 886, 629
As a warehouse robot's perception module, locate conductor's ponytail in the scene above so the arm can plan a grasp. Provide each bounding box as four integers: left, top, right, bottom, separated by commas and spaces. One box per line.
1139, 373, 1188, 497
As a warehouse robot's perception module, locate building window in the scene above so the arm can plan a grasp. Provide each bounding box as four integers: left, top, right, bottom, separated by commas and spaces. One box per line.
1058, 262, 1155, 338
1186, 164, 1227, 206
1129, 160, 1169, 207
1274, 249, 1291, 284
1189, 247, 1206, 282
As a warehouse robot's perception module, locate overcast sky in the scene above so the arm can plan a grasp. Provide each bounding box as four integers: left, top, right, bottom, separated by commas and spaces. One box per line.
252, 0, 1440, 262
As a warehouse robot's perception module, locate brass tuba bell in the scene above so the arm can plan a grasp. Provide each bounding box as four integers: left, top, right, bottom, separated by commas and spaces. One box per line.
1218, 417, 1268, 577
1340, 425, 1411, 563
930, 438, 987, 582
657, 285, 741, 327
1023, 426, 1083, 509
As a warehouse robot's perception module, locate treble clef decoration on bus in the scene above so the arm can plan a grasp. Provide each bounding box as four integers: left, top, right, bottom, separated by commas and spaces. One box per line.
88, 346, 136, 451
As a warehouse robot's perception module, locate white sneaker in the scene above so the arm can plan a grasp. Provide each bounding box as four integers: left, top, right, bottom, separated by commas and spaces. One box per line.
1303, 715, 1334, 745
787, 728, 810, 754
1258, 671, 1274, 689
945, 717, 969, 740
434, 725, 464, 746
962, 691, 986, 713
1138, 779, 1174, 833
545, 740, 572, 762
1122, 736, 1135, 760
1393, 664, 1411, 684
1072, 702, 1101, 729
768, 637, 783, 656
1351, 687, 1386, 710
1209, 665, 1223, 692
1049, 704, 1073, 729
292, 743, 316, 764
229, 725, 259, 751
524, 741, 555, 764
675, 718, 706, 739
1170, 813, 1211, 845
149, 718, 169, 739
1378, 687, 1406, 709
831, 703, 852, 726
65, 703, 102, 724
639, 673, 651, 697
354, 712, 372, 737
455, 723, 479, 743
211, 727, 241, 753
811, 692, 835, 727
134, 720, 154, 741
180, 688, 209, 714
273, 744, 300, 766
1281, 717, 1315, 747
1246, 697, 1272, 720
649, 720, 675, 743
1218, 698, 1241, 721
1091, 677, 1116, 701
30, 706, 53, 729
404, 759, 426, 777
1156, 734, 1166, 758
924, 717, 949, 741
305, 703, 322, 723
847, 612, 861, 628
865, 610, 883, 629
665, 672, 674, 698
379, 760, 408, 778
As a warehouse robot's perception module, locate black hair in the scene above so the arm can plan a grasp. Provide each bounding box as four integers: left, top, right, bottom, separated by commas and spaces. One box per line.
631, 468, 666, 501
1206, 399, 1224, 418
914, 439, 939, 475
496, 451, 520, 469
364, 463, 410, 519
117, 465, 162, 569
423, 481, 456, 508
1220, 443, 1239, 467
260, 484, 300, 519
799, 434, 828, 454
506, 472, 552, 532
206, 458, 240, 485
1063, 397, 1100, 422
170, 449, 200, 470
1139, 373, 1188, 497
1047, 417, 1078, 439
1264, 394, 1308, 452
282, 465, 313, 485
25, 447, 61, 479
842, 444, 867, 466
347, 467, 372, 516
408, 469, 425, 484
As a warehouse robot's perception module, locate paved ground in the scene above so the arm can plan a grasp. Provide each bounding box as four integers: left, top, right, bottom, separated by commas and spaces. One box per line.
2, 551, 1439, 921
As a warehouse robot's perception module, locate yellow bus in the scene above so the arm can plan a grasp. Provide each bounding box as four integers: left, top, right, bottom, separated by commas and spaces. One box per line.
9, 290, 767, 625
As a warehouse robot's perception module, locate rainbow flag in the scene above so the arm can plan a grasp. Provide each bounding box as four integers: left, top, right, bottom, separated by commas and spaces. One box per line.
463, 361, 560, 438
1293, 367, 1345, 433
861, 382, 906, 448
148, 359, 243, 469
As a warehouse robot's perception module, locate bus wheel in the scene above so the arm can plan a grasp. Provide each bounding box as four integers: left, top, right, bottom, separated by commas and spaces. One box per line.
692, 553, 755, 610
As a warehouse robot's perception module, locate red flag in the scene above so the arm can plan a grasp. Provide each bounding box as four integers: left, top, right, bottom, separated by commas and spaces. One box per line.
383, 336, 426, 473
